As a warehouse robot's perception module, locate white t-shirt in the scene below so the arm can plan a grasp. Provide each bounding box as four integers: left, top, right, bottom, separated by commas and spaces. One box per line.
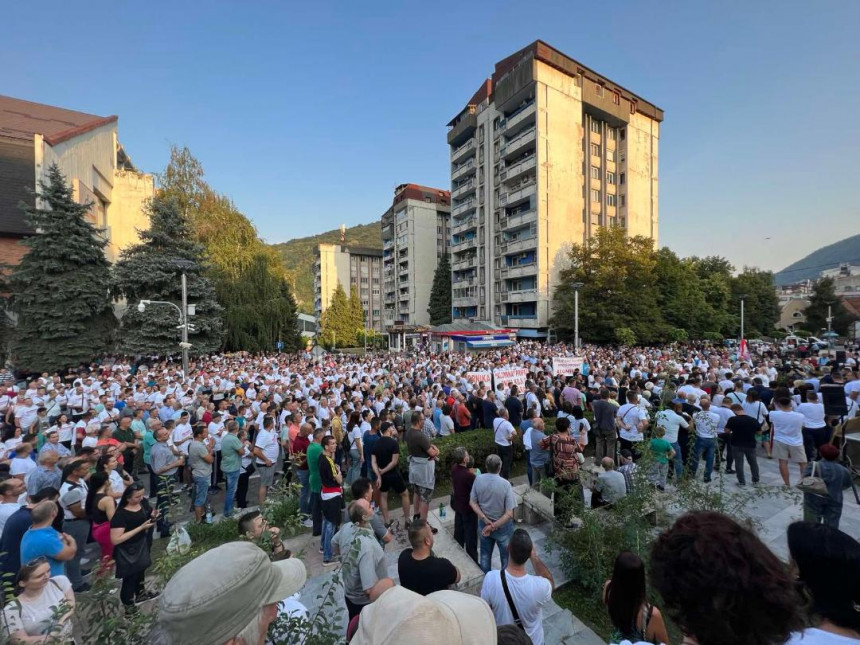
10, 457, 36, 479
439, 414, 455, 437
0, 501, 23, 533
171, 423, 193, 455
493, 418, 515, 446
785, 628, 860, 645
796, 403, 826, 429
347, 426, 363, 451
2, 575, 73, 638
59, 480, 88, 521
255, 428, 280, 464
617, 403, 648, 442
771, 409, 805, 447
481, 570, 552, 645
109, 470, 126, 495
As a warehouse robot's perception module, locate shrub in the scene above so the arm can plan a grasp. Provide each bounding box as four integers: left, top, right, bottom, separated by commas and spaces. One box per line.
667, 327, 688, 342
615, 327, 637, 345
702, 331, 724, 342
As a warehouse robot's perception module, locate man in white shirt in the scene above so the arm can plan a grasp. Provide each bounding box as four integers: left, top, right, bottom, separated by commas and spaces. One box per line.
655, 400, 689, 482
616, 391, 649, 454
481, 528, 554, 645
770, 396, 808, 486
253, 415, 280, 506
0, 478, 24, 534
713, 399, 736, 474
690, 397, 720, 483
492, 408, 517, 480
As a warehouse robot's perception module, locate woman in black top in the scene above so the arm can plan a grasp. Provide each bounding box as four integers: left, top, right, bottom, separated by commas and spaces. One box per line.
110, 483, 157, 607
85, 471, 116, 564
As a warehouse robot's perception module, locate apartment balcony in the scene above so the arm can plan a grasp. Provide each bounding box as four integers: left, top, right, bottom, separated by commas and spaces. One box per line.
383, 239, 393, 250
501, 127, 536, 160
450, 237, 477, 252
452, 198, 477, 217
451, 159, 476, 184
447, 110, 477, 146
451, 215, 477, 235
452, 275, 476, 286
451, 255, 477, 271
500, 154, 536, 183
499, 235, 537, 255
504, 100, 536, 136
452, 295, 479, 307
499, 288, 538, 304
500, 262, 538, 279
499, 208, 537, 231
500, 314, 539, 326
450, 138, 476, 164
498, 179, 536, 207
452, 178, 476, 200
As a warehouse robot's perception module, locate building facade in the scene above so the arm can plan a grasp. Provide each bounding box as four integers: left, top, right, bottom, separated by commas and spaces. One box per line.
381, 183, 451, 326
313, 243, 384, 332
446, 40, 662, 334
0, 95, 154, 265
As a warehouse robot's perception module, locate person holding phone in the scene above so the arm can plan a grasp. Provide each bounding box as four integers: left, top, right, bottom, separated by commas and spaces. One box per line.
110, 483, 157, 608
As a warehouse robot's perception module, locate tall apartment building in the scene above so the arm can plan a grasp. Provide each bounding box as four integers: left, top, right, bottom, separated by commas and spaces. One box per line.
313, 243, 384, 332
381, 183, 451, 326
447, 40, 662, 334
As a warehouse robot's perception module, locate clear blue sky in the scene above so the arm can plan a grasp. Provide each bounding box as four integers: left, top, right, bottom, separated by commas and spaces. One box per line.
4, 0, 858, 271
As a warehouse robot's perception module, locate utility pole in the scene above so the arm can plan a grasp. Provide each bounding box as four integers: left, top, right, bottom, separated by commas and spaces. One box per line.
181, 271, 189, 378
739, 295, 746, 342
572, 282, 583, 350
826, 305, 833, 334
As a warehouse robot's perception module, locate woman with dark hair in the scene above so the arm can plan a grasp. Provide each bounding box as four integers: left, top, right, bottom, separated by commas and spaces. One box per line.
650, 511, 803, 645
85, 471, 116, 563
802, 443, 853, 530
787, 521, 860, 643
345, 411, 363, 486
96, 450, 131, 499
110, 483, 157, 607
603, 551, 669, 644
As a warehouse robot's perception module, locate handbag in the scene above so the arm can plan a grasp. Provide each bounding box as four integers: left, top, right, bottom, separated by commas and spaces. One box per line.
114, 537, 151, 578
796, 461, 829, 497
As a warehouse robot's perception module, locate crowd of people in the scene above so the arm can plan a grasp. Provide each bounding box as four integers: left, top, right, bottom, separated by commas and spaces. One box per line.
0, 337, 857, 644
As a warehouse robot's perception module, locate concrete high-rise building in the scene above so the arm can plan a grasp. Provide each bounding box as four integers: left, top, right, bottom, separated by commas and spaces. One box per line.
381, 183, 451, 326
447, 40, 663, 335
314, 243, 384, 332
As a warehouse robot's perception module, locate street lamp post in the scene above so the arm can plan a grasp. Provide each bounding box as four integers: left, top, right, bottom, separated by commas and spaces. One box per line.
739, 294, 747, 343
572, 282, 584, 350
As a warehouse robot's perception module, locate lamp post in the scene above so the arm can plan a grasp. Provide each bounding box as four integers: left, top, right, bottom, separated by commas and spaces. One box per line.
739, 294, 747, 343
572, 282, 584, 350
826, 305, 833, 334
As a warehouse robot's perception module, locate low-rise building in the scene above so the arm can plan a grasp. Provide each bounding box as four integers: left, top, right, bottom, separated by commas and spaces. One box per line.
0, 94, 154, 265
313, 243, 384, 332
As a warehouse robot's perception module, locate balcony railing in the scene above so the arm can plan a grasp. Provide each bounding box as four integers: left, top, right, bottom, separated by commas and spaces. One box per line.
500, 154, 536, 183
499, 208, 536, 231
451, 215, 477, 234
499, 235, 537, 255
451, 255, 477, 270
451, 158, 476, 182
499, 262, 537, 279
499, 179, 536, 207
505, 100, 536, 134
501, 288, 538, 304
452, 199, 477, 217
452, 275, 476, 285
450, 138, 476, 163
501, 127, 536, 158
451, 237, 477, 251
501, 313, 539, 325
452, 178, 476, 199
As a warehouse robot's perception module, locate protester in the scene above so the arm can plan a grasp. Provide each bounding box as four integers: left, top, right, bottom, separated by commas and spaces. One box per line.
219, 419, 243, 519
0, 478, 25, 534
539, 416, 585, 517
58, 459, 91, 591
603, 551, 669, 644
253, 415, 280, 506
318, 435, 343, 566
20, 500, 77, 578
450, 446, 478, 563
406, 410, 438, 531
650, 511, 803, 645
85, 471, 116, 563
348, 477, 392, 546
771, 396, 809, 487
470, 454, 516, 573
689, 396, 719, 483
2, 558, 76, 643
802, 443, 853, 529
371, 421, 410, 529
480, 528, 554, 645
110, 483, 157, 607
238, 510, 289, 558
654, 398, 689, 482
155, 541, 307, 645
786, 521, 860, 644
0, 488, 60, 581
592, 457, 627, 508
398, 519, 460, 595
724, 402, 761, 486
492, 407, 517, 480
188, 424, 215, 524
528, 417, 551, 490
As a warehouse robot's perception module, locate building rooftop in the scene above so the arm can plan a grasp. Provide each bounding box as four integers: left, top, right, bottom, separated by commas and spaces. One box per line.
392, 183, 451, 207
0, 94, 117, 145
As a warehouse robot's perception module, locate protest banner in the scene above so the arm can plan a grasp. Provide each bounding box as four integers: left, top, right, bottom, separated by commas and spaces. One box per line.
464, 371, 492, 388
492, 367, 529, 391
552, 356, 584, 376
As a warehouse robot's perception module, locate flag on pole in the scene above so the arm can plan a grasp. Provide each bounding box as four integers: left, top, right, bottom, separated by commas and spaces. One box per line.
739, 338, 750, 362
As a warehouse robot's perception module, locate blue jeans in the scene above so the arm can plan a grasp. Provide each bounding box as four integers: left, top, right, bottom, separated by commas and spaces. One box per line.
690, 437, 716, 481
525, 450, 533, 486
192, 476, 209, 507
223, 469, 240, 517
321, 516, 337, 562
297, 469, 311, 515
478, 519, 514, 573
346, 449, 362, 486
670, 441, 683, 480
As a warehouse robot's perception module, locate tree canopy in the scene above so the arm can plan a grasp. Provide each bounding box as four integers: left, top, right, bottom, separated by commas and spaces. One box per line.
428, 253, 452, 325
318, 283, 360, 348
804, 277, 853, 336
9, 164, 116, 372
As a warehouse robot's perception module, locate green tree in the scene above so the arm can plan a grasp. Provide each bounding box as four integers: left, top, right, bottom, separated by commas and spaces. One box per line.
112, 195, 223, 357
348, 288, 366, 338
159, 147, 301, 352
9, 164, 116, 372
804, 277, 853, 336
730, 267, 780, 337
427, 253, 452, 325
653, 248, 713, 339
551, 228, 663, 344
318, 283, 356, 348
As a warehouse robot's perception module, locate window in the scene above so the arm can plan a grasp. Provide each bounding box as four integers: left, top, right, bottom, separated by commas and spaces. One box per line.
613, 92, 620, 105
607, 129, 617, 141
607, 194, 617, 206
479, 124, 485, 141
590, 166, 600, 180
590, 189, 600, 202
595, 83, 604, 97
620, 128, 626, 141
607, 149, 616, 162
493, 117, 500, 131
590, 143, 601, 157
620, 172, 626, 185
372, 309, 380, 316
620, 195, 626, 207
590, 120, 601, 133
607, 171, 616, 184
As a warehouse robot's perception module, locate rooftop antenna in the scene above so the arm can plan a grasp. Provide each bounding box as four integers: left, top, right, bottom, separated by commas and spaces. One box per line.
340, 224, 346, 243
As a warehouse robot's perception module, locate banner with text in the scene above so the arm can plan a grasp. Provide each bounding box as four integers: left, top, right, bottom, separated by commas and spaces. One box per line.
552, 356, 584, 376
492, 367, 529, 391
464, 371, 493, 388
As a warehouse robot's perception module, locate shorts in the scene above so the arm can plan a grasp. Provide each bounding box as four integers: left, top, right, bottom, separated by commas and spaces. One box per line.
773, 441, 806, 463
256, 463, 276, 486
192, 476, 209, 507
412, 484, 433, 504
380, 473, 406, 494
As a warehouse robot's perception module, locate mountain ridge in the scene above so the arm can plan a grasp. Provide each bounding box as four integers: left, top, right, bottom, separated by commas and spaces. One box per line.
774, 233, 860, 286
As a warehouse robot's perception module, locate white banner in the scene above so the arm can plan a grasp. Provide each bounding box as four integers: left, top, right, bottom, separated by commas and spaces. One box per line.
552, 356, 584, 376
492, 367, 529, 391
463, 371, 492, 388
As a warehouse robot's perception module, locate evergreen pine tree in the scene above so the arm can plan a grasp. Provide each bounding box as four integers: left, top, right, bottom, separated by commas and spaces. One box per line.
319, 283, 355, 348
348, 288, 366, 338
9, 164, 116, 373
803, 277, 853, 336
428, 253, 452, 325
112, 194, 223, 357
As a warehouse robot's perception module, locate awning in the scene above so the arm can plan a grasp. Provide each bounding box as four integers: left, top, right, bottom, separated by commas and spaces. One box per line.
465, 339, 516, 348
515, 329, 548, 338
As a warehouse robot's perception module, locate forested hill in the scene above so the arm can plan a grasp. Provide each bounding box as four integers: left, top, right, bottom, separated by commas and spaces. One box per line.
774, 233, 860, 285
270, 222, 381, 313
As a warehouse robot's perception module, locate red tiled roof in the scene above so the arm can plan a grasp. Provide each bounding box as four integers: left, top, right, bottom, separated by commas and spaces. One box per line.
0, 95, 117, 145
393, 183, 450, 207
841, 296, 860, 318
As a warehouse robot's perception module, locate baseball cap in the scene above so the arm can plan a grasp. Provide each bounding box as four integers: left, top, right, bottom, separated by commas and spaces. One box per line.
351, 586, 497, 645
158, 542, 306, 645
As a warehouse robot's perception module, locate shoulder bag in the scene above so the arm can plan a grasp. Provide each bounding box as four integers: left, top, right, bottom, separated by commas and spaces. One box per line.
500, 570, 525, 632
796, 461, 829, 497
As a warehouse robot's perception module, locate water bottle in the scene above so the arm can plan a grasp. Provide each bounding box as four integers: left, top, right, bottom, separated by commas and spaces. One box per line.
439, 502, 446, 519
205, 502, 213, 524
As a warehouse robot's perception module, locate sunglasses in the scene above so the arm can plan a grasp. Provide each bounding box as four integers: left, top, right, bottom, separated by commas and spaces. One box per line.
25, 556, 48, 567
